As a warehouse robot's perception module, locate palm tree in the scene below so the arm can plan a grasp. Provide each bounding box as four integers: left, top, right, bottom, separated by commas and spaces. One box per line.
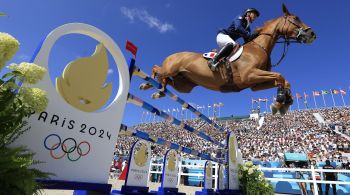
0, 12, 7, 16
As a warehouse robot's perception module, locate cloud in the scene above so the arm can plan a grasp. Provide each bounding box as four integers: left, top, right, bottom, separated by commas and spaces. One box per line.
120, 7, 174, 33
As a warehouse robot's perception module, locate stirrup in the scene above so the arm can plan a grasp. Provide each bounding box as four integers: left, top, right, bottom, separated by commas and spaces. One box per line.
208, 59, 219, 71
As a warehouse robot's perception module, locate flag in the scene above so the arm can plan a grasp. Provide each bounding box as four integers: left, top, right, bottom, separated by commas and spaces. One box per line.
332, 89, 339, 94
340, 89, 346, 95
172, 108, 176, 112
321, 90, 329, 94
213, 104, 218, 107
252, 99, 258, 103
219, 102, 224, 107
296, 93, 302, 99
313, 91, 320, 96
168, 109, 170, 113
208, 104, 211, 108
125, 40, 138, 58
304, 92, 309, 98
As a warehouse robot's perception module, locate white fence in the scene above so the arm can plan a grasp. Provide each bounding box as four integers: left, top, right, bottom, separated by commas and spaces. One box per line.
147, 160, 350, 194
148, 159, 219, 189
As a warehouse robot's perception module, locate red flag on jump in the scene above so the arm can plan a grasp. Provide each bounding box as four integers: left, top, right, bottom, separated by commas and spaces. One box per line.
118, 164, 128, 180
125, 40, 138, 58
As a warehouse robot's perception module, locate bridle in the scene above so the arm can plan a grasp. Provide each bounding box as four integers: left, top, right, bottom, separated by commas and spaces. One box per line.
252, 15, 311, 67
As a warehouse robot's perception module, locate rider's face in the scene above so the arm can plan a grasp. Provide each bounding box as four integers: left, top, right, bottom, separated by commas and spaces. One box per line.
247, 12, 258, 22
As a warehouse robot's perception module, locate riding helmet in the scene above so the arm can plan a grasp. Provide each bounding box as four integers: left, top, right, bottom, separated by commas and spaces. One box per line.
244, 8, 260, 17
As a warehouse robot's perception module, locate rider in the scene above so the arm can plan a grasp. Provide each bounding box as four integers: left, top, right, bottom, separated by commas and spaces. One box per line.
208, 8, 260, 71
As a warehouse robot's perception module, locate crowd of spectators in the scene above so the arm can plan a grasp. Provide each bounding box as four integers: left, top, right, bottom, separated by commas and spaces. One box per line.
114, 107, 350, 164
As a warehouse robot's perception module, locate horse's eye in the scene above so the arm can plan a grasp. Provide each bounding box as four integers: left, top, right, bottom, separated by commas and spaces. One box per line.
295, 16, 300, 21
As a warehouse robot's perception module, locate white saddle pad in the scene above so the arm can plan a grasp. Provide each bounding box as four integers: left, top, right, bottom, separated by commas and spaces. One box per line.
203, 46, 243, 62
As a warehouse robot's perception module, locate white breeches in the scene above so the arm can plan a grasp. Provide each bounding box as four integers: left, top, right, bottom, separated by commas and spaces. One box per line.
216, 33, 237, 49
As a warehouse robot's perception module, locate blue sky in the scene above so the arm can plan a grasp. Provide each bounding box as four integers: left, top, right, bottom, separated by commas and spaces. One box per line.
1, 0, 350, 125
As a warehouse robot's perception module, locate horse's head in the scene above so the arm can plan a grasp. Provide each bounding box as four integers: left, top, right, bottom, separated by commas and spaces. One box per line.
278, 4, 316, 44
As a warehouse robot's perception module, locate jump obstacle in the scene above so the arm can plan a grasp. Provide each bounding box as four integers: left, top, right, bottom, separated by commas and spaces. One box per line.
113, 42, 243, 195
10, 23, 243, 195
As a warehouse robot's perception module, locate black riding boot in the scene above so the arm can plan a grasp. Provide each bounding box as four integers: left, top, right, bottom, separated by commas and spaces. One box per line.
208, 43, 234, 71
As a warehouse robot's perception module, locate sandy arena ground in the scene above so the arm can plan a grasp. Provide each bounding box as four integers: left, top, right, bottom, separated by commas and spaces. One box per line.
39, 179, 203, 195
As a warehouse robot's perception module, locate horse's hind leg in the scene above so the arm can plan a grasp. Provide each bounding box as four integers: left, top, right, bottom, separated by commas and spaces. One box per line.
139, 66, 159, 90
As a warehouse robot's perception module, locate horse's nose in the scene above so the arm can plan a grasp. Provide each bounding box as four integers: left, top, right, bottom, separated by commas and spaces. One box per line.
305, 28, 316, 43
310, 30, 316, 39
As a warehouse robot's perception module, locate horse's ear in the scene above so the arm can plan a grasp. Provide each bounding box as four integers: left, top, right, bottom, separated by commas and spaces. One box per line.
282, 3, 291, 16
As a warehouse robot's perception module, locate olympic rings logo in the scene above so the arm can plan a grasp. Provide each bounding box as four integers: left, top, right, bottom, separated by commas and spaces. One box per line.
167, 178, 175, 183
44, 134, 91, 162
134, 174, 143, 181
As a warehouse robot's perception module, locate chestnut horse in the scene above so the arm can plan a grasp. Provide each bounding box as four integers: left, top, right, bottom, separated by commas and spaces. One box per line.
140, 4, 316, 115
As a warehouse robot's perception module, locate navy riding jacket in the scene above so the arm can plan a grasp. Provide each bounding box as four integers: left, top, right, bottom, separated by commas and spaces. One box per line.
219, 16, 251, 42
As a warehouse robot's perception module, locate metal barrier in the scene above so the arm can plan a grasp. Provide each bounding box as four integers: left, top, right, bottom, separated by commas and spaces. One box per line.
259, 167, 350, 195
146, 161, 350, 194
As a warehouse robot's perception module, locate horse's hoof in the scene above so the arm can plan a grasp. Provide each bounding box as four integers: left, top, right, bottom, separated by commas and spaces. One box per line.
279, 106, 288, 116
270, 104, 278, 115
139, 83, 152, 90
279, 104, 290, 116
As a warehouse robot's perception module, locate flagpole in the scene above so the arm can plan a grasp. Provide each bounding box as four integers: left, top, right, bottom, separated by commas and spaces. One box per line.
265, 100, 268, 113
340, 88, 346, 106
141, 112, 144, 123
312, 91, 318, 109
321, 92, 326, 107
303, 92, 308, 109
330, 89, 336, 107
296, 93, 300, 110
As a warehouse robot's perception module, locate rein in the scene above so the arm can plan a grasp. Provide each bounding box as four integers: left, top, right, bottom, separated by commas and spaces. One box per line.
251, 16, 305, 67
252, 33, 291, 67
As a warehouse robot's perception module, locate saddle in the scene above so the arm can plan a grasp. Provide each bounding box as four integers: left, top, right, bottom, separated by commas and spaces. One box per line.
203, 44, 243, 65
203, 45, 243, 92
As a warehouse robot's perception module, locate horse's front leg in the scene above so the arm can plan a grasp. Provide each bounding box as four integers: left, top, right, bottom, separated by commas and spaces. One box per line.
241, 68, 287, 88
241, 69, 292, 115
274, 80, 293, 115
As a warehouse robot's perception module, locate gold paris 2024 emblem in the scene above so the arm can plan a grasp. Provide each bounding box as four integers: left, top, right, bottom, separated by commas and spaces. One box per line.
134, 142, 149, 167
167, 151, 176, 172
229, 135, 237, 164
56, 44, 112, 112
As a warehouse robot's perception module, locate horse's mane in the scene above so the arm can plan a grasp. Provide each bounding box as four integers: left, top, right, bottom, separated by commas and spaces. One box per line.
255, 18, 278, 33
